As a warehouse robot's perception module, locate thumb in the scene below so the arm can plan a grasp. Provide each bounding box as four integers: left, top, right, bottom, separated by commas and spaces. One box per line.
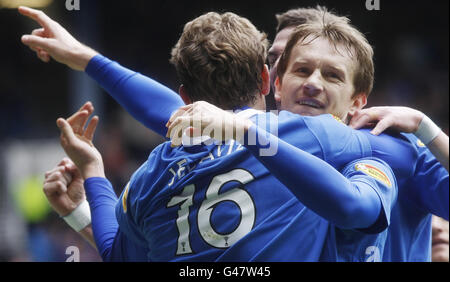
57, 118, 77, 144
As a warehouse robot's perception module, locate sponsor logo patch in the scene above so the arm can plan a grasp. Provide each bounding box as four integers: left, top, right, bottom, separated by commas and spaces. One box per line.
355, 163, 392, 188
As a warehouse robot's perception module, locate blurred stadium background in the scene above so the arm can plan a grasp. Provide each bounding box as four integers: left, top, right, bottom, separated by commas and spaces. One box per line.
0, 0, 448, 261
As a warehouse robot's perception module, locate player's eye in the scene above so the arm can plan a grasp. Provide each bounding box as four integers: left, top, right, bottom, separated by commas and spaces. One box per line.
325, 72, 342, 81
296, 67, 310, 75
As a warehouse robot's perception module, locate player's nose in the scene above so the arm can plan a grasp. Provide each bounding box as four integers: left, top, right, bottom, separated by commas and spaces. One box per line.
302, 70, 323, 97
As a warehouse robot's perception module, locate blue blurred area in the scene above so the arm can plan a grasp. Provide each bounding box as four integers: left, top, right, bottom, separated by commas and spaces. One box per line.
0, 0, 447, 261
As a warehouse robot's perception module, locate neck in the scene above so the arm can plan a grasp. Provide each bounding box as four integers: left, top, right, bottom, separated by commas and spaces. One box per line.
248, 95, 266, 111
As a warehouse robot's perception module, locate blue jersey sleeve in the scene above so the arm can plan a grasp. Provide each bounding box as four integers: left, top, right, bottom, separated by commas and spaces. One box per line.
244, 125, 397, 232
84, 177, 121, 261
340, 158, 398, 234
403, 134, 449, 220
363, 130, 449, 220
265, 111, 372, 170
85, 54, 185, 136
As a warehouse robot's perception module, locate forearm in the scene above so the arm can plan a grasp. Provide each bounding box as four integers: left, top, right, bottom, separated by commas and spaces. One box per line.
428, 131, 449, 172
84, 177, 119, 261
244, 125, 382, 229
85, 55, 185, 136
78, 224, 97, 250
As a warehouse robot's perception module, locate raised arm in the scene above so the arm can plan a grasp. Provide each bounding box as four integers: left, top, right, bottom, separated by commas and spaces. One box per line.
19, 6, 184, 137
55, 105, 123, 261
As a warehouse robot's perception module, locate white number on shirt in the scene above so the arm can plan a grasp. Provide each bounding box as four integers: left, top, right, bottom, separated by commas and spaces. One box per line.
167, 169, 256, 255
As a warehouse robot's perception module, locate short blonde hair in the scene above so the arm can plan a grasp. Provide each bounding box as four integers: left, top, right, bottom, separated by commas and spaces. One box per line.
170, 12, 269, 109
277, 13, 374, 97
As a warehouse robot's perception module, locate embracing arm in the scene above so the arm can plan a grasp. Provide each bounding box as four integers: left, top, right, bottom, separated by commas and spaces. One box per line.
166, 102, 395, 231
350, 106, 448, 172
243, 125, 396, 232
428, 132, 449, 172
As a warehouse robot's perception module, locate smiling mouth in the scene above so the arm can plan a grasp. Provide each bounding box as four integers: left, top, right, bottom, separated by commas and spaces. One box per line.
296, 99, 325, 109
432, 238, 449, 246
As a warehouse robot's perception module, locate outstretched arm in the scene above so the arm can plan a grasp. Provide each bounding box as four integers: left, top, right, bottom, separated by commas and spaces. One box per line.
19, 6, 184, 136
350, 106, 448, 172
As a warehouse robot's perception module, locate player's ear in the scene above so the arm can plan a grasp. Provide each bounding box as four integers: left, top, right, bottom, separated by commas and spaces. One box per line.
260, 64, 270, 96
274, 76, 282, 103
348, 93, 367, 116
179, 85, 192, 105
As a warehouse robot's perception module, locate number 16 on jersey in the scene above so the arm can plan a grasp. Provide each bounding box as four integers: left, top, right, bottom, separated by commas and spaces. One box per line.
167, 169, 256, 255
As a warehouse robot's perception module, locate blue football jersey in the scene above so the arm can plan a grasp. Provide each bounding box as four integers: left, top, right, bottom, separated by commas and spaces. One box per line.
360, 130, 449, 261
86, 55, 447, 262
115, 110, 373, 261
319, 158, 397, 262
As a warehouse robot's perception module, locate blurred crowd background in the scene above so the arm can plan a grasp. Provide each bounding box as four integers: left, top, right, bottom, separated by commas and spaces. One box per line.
0, 0, 448, 261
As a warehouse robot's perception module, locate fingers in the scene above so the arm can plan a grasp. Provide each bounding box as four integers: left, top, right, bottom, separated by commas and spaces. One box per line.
67, 102, 95, 134
84, 115, 99, 141
66, 102, 94, 132
370, 118, 393, 135
75, 101, 94, 116
37, 49, 51, 62
167, 116, 192, 147
67, 110, 89, 135
43, 166, 72, 195
18, 6, 54, 31
32, 27, 46, 37
167, 105, 192, 128
21, 34, 55, 53
349, 111, 373, 130
57, 117, 77, 146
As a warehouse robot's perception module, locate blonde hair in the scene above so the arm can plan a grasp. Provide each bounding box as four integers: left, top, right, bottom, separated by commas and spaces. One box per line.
170, 12, 269, 109
277, 10, 374, 97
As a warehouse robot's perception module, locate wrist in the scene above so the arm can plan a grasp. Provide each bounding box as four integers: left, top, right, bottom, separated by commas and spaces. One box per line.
81, 161, 105, 179
71, 44, 98, 71
62, 200, 91, 232
414, 114, 441, 145
56, 202, 79, 217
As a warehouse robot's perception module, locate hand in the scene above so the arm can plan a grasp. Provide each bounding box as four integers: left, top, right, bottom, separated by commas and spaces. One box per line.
57, 102, 104, 179
43, 158, 85, 217
349, 106, 424, 135
19, 6, 98, 70
166, 101, 253, 146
